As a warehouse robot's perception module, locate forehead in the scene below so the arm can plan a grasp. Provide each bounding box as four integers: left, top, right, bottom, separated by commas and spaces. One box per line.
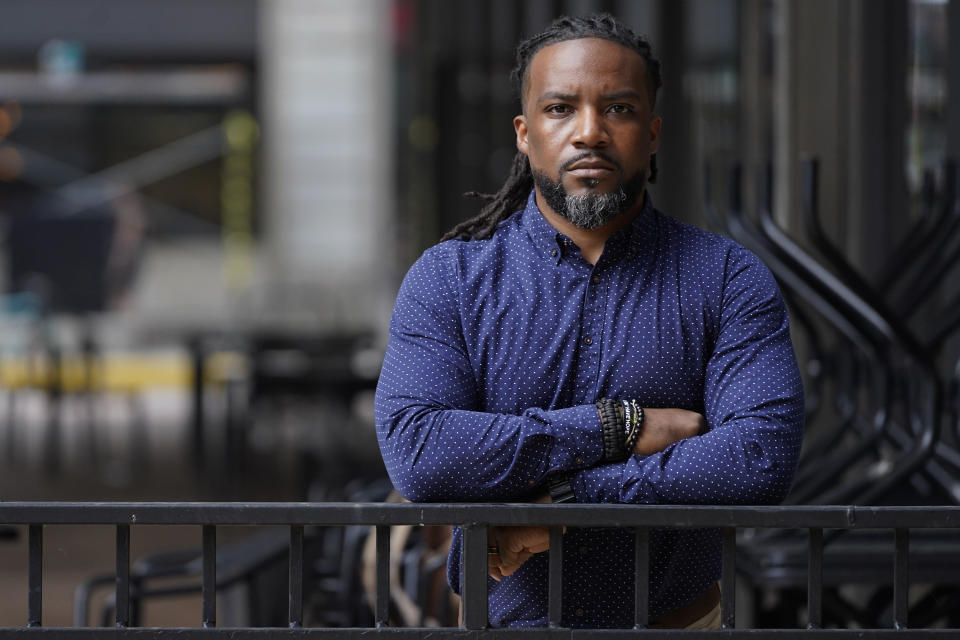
524, 37, 649, 101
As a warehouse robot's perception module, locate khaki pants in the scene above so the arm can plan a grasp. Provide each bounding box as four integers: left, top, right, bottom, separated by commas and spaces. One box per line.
685, 600, 722, 630
457, 597, 723, 630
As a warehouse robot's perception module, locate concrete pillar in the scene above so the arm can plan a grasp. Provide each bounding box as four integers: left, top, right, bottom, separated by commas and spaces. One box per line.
770, 0, 907, 273
259, 0, 393, 331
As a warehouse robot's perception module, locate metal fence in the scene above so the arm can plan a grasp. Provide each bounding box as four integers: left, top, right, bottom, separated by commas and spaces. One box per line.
1, 502, 959, 638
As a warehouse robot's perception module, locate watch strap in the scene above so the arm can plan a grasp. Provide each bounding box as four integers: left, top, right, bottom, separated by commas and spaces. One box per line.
547, 473, 576, 504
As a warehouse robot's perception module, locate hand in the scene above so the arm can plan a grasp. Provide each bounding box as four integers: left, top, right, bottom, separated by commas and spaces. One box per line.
487, 493, 559, 580
487, 525, 551, 581
633, 408, 705, 456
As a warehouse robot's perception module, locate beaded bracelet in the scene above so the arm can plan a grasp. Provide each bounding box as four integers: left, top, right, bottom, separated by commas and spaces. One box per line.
623, 399, 641, 438
624, 401, 644, 453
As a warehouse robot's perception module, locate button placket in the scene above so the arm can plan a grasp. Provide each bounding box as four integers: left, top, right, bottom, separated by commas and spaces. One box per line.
570, 266, 597, 404
575, 267, 604, 402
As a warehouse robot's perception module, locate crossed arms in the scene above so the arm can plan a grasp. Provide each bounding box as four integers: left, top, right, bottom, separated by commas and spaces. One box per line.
375, 245, 803, 502
375, 244, 804, 579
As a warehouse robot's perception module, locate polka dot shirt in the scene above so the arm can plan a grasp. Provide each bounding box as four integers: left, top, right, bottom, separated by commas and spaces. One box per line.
374, 191, 804, 627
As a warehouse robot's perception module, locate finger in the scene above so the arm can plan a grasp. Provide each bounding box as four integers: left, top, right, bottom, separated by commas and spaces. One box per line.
488, 552, 503, 581
499, 550, 533, 577
523, 534, 551, 554
498, 537, 525, 566
514, 527, 551, 554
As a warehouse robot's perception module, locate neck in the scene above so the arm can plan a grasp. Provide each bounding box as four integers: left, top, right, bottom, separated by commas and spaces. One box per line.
534, 189, 646, 265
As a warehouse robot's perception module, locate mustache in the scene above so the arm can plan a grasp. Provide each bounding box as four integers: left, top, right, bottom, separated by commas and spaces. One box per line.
561, 151, 621, 172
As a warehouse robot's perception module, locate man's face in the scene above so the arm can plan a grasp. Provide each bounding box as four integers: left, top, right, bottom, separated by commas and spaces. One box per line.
514, 37, 661, 228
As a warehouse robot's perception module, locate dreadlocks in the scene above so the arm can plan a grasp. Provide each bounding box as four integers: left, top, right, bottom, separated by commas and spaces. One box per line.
440, 13, 662, 243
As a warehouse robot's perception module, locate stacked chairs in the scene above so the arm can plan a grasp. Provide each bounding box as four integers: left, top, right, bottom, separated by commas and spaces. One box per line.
704, 159, 960, 628
73, 477, 457, 628
306, 479, 456, 628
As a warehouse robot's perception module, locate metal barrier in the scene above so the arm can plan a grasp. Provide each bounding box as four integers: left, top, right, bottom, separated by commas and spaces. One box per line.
1, 502, 959, 638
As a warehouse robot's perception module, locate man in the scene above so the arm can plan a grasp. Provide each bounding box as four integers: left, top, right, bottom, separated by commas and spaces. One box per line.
375, 14, 803, 630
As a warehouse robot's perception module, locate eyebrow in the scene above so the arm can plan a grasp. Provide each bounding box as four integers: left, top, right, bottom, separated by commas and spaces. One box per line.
535, 89, 646, 103
600, 90, 645, 102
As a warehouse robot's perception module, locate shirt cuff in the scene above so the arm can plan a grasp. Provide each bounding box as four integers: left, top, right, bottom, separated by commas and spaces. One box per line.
570, 461, 657, 504
570, 465, 618, 503
538, 403, 604, 472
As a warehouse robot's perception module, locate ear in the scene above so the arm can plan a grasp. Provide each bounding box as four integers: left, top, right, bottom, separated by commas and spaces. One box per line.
514, 114, 529, 155
649, 115, 662, 154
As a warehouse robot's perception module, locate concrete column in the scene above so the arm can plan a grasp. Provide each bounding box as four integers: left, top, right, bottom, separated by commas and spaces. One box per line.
654, 0, 695, 223
770, 0, 906, 272
259, 0, 393, 331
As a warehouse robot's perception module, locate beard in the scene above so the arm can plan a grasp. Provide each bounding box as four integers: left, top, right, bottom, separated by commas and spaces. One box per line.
532, 160, 646, 230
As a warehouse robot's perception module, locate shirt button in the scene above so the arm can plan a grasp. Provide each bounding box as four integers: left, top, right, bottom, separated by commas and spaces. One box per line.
591, 275, 600, 284
528, 479, 535, 485
575, 457, 583, 464
584, 337, 592, 345
579, 546, 587, 554
550, 249, 557, 257
575, 608, 584, 616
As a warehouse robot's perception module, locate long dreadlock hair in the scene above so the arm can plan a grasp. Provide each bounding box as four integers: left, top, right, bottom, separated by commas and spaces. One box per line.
440, 13, 662, 243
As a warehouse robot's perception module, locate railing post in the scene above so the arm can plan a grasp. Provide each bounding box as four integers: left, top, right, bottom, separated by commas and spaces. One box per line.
202, 525, 216, 628
894, 527, 910, 629
115, 524, 130, 628
289, 524, 304, 628
808, 527, 823, 629
461, 524, 488, 630
548, 525, 563, 627
721, 527, 736, 629
27, 525, 42, 628
633, 527, 649, 630
375, 525, 390, 627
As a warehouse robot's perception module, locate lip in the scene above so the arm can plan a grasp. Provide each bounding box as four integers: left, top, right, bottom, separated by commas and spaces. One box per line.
567, 166, 614, 179
566, 160, 615, 171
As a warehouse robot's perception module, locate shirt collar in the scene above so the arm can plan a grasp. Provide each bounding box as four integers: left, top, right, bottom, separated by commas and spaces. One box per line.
521, 189, 657, 261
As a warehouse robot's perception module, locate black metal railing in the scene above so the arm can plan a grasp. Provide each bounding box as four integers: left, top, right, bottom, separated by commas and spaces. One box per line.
1, 502, 959, 638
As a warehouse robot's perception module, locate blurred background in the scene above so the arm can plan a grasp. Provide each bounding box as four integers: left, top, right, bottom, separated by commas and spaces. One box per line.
0, 0, 959, 630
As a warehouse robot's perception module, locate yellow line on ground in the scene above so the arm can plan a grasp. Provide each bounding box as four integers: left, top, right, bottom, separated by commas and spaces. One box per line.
0, 352, 246, 392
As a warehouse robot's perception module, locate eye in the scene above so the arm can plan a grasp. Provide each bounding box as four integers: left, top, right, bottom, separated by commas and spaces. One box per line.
607, 103, 634, 114
545, 104, 571, 116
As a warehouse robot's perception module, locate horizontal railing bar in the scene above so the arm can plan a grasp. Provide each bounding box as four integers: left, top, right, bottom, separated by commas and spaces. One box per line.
0, 626, 959, 638
1, 503, 959, 528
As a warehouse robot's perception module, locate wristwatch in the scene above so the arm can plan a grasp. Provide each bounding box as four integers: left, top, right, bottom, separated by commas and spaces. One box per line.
547, 473, 576, 504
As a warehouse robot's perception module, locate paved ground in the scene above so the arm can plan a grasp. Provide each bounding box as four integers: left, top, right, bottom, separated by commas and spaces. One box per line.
0, 383, 383, 628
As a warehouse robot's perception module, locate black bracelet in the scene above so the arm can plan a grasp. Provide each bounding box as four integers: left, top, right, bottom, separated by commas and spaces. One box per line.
547, 473, 576, 504
596, 398, 629, 461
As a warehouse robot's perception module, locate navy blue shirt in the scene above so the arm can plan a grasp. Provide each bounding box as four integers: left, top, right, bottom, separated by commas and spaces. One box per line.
375, 192, 804, 627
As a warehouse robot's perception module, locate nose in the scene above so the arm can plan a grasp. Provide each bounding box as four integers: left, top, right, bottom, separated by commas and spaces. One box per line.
571, 108, 609, 148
